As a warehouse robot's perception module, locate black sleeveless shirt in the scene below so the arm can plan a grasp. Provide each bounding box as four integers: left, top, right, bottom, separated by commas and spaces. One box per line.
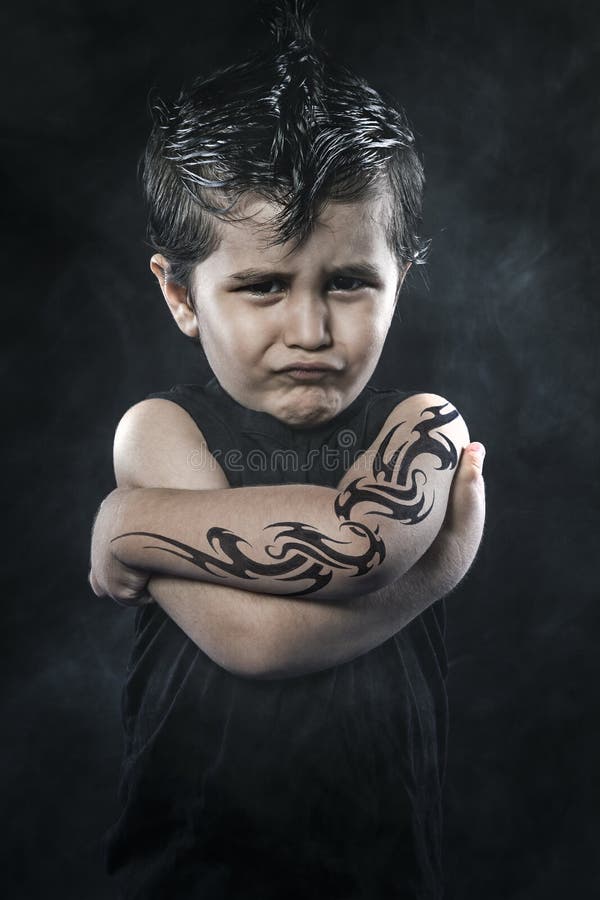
105, 376, 449, 899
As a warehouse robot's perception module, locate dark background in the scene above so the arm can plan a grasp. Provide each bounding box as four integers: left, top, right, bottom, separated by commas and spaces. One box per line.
4, 0, 599, 896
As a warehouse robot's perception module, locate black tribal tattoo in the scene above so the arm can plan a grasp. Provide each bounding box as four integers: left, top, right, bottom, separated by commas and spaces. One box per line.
112, 403, 459, 597
334, 403, 459, 524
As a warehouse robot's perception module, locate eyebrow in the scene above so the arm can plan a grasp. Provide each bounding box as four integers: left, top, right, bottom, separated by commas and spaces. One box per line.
226, 262, 385, 283
227, 267, 289, 282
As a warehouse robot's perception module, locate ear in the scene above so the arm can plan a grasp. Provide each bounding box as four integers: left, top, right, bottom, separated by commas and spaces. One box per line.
150, 254, 199, 339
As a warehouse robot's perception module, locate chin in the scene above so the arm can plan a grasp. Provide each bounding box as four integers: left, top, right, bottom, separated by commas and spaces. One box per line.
275, 385, 342, 427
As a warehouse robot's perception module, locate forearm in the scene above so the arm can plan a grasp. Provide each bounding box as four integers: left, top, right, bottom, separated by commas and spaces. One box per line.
146, 514, 475, 679
144, 441, 486, 678
110, 482, 363, 599
106, 396, 469, 602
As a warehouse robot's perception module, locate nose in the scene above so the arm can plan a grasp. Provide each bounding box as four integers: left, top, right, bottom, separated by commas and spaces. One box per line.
282, 289, 333, 351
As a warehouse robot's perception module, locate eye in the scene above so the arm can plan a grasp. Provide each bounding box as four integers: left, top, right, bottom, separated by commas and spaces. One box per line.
328, 275, 368, 292
242, 280, 285, 297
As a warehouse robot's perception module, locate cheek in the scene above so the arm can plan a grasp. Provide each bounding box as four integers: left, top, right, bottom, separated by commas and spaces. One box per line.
334, 297, 394, 350
203, 304, 271, 358
369, 293, 397, 340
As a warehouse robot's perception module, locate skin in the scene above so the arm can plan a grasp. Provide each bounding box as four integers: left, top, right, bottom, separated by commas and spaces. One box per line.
151, 192, 409, 428
88, 192, 486, 676
91, 392, 467, 600
89, 395, 485, 677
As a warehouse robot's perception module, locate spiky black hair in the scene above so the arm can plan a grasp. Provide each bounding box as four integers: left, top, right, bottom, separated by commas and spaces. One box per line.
141, 0, 429, 298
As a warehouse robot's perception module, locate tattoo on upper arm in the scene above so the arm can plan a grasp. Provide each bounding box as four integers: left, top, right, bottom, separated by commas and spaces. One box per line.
111, 403, 459, 597
335, 403, 459, 524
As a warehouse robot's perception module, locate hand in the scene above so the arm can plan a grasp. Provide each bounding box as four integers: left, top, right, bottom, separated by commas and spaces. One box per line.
88, 488, 154, 608
423, 441, 486, 586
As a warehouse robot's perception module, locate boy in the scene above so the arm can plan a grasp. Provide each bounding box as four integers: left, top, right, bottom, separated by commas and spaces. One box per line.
89, 2, 486, 897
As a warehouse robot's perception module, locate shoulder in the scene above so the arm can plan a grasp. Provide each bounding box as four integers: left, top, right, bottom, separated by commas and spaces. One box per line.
113, 396, 229, 490
114, 396, 207, 453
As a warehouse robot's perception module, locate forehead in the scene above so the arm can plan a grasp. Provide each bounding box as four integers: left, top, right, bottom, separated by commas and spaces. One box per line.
196, 193, 397, 277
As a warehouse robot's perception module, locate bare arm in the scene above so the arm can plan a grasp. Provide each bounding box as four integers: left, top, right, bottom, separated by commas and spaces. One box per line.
148, 446, 485, 678
94, 393, 470, 601
90, 398, 484, 677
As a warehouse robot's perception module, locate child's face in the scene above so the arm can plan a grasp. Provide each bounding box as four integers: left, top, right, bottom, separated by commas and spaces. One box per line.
155, 193, 407, 428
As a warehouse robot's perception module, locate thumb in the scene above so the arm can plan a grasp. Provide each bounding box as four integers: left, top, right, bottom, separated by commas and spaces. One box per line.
464, 441, 486, 475
449, 442, 486, 499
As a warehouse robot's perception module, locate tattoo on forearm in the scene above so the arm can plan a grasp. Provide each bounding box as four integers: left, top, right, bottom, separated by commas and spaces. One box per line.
111, 403, 459, 597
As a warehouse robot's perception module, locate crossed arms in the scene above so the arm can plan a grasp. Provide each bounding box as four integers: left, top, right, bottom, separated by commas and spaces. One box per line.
89, 392, 486, 677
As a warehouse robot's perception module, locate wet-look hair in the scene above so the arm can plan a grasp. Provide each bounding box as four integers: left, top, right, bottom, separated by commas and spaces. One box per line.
141, 0, 429, 297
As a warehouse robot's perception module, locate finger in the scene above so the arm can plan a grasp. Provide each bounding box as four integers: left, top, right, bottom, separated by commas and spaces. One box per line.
113, 589, 155, 608
451, 443, 486, 492
441, 442, 486, 530
465, 442, 486, 474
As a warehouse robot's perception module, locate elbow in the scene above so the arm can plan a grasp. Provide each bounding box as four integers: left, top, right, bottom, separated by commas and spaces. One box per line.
216, 656, 294, 682
216, 651, 277, 680
212, 639, 311, 681
190, 631, 287, 680
222, 653, 319, 682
